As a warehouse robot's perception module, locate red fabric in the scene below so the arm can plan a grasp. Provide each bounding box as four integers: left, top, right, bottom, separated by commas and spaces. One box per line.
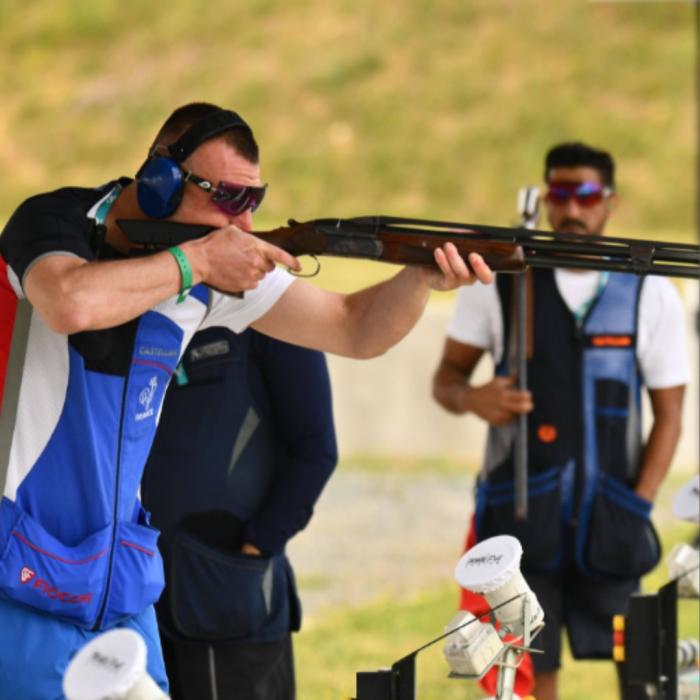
0, 257, 18, 417
458, 515, 535, 697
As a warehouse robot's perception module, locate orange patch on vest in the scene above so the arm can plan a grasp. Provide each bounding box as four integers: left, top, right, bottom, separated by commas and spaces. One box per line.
537, 424, 558, 443
591, 335, 632, 347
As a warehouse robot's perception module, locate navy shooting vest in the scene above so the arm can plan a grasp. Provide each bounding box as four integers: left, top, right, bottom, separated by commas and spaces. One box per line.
474, 269, 660, 581
142, 328, 304, 643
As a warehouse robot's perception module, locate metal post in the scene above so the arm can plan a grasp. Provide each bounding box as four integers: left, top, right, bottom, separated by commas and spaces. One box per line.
495, 647, 520, 700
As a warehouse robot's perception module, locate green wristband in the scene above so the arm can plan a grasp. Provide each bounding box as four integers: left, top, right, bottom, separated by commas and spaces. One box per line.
167, 246, 193, 304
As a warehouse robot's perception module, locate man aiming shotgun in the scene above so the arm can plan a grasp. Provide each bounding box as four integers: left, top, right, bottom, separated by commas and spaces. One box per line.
0, 101, 492, 700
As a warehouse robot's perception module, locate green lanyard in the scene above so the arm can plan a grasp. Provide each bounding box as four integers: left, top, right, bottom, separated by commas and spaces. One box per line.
573, 271, 609, 323
94, 183, 123, 226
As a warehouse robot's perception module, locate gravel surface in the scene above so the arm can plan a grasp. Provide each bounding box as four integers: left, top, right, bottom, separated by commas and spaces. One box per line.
287, 468, 475, 621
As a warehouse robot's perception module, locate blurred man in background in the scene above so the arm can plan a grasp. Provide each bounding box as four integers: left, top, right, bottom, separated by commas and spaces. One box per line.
141, 327, 337, 700
432, 142, 689, 700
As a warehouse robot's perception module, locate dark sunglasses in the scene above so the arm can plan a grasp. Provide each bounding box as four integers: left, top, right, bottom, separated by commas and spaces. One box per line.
545, 181, 613, 208
182, 167, 267, 216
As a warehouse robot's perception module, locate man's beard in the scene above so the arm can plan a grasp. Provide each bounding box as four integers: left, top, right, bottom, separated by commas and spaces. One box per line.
556, 218, 592, 235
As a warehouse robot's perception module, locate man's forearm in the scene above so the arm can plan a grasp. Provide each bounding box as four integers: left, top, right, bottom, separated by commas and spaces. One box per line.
433, 381, 469, 414
432, 342, 485, 415
23, 225, 301, 335
342, 265, 432, 358
24, 249, 198, 333
635, 386, 685, 501
635, 418, 682, 501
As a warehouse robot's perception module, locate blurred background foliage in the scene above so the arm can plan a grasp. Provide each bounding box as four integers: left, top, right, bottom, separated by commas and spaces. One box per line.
0, 0, 695, 248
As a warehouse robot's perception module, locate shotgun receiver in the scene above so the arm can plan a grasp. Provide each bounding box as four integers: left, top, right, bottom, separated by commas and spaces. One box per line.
117, 215, 700, 279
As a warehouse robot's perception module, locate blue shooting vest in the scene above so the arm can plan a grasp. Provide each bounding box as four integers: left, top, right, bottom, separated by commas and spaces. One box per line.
0, 183, 199, 632
475, 269, 660, 581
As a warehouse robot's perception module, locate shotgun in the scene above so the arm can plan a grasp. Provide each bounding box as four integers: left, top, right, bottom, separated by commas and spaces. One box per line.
116, 216, 700, 279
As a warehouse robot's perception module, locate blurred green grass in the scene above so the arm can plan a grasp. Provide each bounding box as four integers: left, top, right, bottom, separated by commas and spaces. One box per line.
0, 0, 695, 246
294, 466, 699, 700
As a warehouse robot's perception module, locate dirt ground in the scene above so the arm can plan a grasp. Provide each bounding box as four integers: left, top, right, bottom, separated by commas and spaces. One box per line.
287, 468, 475, 622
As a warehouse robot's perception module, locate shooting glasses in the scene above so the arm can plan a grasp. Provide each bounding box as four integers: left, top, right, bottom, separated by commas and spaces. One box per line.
545, 180, 613, 207
181, 166, 267, 216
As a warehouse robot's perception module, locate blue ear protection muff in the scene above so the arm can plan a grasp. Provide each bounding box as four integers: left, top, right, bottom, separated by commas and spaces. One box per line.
136, 109, 252, 219
135, 157, 186, 219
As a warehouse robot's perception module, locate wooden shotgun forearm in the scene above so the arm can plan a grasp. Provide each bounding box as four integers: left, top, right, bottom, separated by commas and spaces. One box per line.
259, 221, 527, 272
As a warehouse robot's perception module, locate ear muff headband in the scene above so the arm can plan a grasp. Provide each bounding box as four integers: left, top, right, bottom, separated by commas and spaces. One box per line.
167, 110, 251, 163
136, 109, 252, 219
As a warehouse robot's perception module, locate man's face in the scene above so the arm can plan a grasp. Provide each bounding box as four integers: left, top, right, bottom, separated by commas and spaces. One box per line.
544, 165, 616, 236
171, 136, 262, 232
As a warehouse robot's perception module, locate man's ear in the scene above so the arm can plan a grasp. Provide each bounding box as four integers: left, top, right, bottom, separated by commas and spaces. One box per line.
607, 191, 619, 213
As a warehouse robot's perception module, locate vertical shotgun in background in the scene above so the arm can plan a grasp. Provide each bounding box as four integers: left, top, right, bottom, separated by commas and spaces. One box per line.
513, 187, 540, 521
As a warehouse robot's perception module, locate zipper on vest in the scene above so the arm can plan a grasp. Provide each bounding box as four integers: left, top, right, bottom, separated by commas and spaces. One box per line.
92, 379, 128, 631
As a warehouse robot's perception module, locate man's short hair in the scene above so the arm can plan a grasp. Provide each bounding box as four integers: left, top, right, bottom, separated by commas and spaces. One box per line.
153, 102, 260, 163
545, 142, 615, 189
